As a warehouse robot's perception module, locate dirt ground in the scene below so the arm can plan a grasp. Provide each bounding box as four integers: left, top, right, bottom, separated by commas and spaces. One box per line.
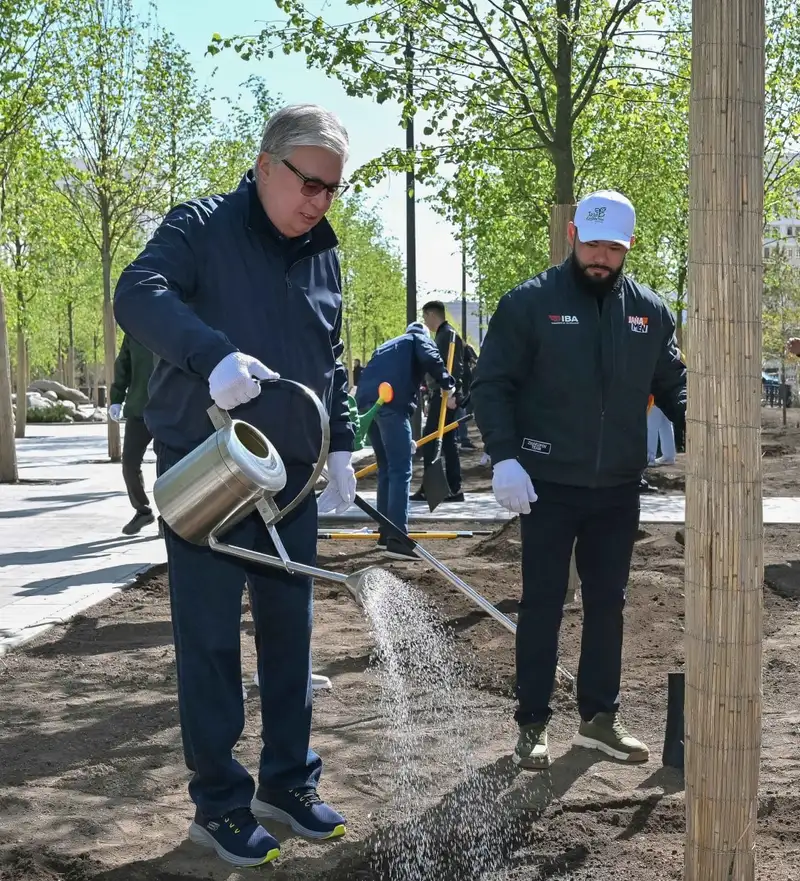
1, 411, 800, 880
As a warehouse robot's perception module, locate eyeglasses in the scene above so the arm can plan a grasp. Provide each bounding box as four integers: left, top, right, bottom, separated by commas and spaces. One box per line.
282, 159, 349, 200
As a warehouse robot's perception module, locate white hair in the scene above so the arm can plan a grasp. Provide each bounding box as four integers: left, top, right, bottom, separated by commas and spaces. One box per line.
258, 104, 349, 165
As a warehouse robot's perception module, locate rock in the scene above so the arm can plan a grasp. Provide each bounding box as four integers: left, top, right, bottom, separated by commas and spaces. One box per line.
29, 379, 90, 405
26, 392, 53, 409
61, 400, 77, 412
43, 390, 59, 402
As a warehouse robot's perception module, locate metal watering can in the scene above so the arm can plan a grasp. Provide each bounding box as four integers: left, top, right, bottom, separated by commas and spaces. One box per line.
152, 378, 385, 603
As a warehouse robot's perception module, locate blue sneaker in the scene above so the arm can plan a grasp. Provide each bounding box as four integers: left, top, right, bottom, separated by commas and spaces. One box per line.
188, 806, 280, 867
252, 787, 346, 839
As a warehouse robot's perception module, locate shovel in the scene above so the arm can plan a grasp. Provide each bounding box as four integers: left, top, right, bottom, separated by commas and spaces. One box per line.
354, 412, 473, 480
422, 329, 457, 511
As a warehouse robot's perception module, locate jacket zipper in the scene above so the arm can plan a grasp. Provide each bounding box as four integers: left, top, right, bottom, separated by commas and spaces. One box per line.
594, 298, 606, 484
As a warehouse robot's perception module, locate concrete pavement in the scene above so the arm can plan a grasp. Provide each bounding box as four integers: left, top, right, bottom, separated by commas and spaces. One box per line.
0, 423, 165, 654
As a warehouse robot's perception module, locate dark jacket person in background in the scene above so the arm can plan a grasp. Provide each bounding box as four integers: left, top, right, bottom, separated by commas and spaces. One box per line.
114, 104, 354, 869
410, 300, 465, 502
108, 333, 157, 535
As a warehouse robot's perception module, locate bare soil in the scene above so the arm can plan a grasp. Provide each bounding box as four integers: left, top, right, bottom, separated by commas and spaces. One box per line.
1, 412, 800, 880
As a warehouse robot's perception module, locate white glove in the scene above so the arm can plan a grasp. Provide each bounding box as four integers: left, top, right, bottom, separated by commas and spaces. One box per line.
318, 451, 357, 514
492, 458, 538, 514
208, 352, 279, 411
108, 404, 122, 422
410, 439, 417, 454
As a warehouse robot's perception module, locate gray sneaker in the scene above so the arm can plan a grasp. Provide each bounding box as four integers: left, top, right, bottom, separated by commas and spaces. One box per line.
573, 712, 650, 763
513, 722, 550, 769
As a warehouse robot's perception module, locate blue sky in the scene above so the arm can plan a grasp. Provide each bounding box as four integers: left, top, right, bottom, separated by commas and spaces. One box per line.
137, 0, 463, 300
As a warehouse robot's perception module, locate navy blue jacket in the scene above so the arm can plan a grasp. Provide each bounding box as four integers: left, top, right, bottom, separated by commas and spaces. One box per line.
473, 258, 686, 488
356, 326, 455, 417
113, 171, 353, 466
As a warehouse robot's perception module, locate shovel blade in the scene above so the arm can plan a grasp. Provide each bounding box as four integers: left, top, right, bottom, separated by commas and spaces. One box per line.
422, 457, 451, 512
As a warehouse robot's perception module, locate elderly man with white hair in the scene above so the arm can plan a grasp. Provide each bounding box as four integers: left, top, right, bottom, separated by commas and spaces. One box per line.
114, 104, 354, 867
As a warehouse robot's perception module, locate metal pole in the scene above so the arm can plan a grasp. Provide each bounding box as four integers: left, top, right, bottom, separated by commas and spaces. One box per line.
461, 226, 468, 341
405, 29, 417, 327
405, 27, 422, 439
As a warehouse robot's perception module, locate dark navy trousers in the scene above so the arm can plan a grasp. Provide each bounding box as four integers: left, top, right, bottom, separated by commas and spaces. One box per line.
158, 447, 321, 818
515, 480, 641, 726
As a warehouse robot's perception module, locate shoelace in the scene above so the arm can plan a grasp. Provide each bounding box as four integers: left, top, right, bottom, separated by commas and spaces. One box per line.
221, 807, 256, 832
292, 788, 323, 809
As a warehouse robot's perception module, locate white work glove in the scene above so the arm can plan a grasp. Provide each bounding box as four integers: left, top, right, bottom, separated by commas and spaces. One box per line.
208, 352, 279, 411
492, 458, 538, 515
410, 438, 417, 454
108, 404, 122, 422
318, 451, 357, 514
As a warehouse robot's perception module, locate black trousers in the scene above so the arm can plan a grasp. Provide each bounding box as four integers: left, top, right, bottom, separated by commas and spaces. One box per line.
422, 392, 461, 494
516, 480, 641, 726
122, 415, 153, 513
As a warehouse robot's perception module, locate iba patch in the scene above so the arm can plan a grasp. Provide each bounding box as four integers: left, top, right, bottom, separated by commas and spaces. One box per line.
522, 438, 552, 455
548, 314, 579, 325
628, 315, 649, 334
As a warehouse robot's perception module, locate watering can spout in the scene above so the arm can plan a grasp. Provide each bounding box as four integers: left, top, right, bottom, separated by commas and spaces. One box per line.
343, 566, 384, 608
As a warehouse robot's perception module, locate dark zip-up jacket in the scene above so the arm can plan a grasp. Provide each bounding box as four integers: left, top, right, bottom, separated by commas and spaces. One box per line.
472, 258, 686, 488
356, 326, 455, 416
113, 171, 353, 465
109, 334, 156, 419
427, 321, 464, 398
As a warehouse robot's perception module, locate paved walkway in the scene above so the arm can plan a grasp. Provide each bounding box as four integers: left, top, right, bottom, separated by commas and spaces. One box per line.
2, 424, 799, 654
0, 424, 165, 653
321, 491, 800, 525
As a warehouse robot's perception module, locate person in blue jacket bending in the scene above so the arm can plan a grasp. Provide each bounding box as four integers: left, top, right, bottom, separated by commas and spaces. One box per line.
114, 104, 356, 869
356, 322, 455, 559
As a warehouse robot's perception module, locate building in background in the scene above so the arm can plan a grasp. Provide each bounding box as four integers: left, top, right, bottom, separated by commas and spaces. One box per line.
764, 219, 800, 267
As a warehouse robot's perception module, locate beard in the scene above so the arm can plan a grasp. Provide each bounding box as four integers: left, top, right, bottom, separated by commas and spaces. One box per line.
572, 250, 625, 295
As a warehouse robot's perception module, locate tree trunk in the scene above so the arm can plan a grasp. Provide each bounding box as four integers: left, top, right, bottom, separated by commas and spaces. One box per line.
548, 203, 581, 606
101, 213, 121, 461
549, 204, 575, 266
781, 356, 787, 426
14, 327, 27, 439
684, 0, 764, 877
675, 258, 688, 350
92, 330, 99, 402
67, 301, 76, 390
0, 282, 18, 483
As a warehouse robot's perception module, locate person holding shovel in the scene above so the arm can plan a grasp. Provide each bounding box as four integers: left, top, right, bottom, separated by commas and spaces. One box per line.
114, 104, 354, 867
356, 321, 455, 559
410, 300, 465, 502
472, 190, 686, 771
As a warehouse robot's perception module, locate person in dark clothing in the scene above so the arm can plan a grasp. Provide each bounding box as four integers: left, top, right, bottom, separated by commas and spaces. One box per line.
352, 358, 363, 387
114, 104, 354, 868
472, 190, 686, 771
457, 342, 478, 449
356, 322, 454, 558
109, 334, 157, 535
410, 300, 465, 502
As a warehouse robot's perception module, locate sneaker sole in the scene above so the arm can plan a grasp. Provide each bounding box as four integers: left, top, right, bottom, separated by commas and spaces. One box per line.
385, 550, 418, 561
572, 733, 650, 763
187, 822, 280, 867
512, 751, 551, 770
251, 799, 346, 840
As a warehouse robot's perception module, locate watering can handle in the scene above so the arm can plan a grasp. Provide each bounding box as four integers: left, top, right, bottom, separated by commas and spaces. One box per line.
207, 377, 331, 527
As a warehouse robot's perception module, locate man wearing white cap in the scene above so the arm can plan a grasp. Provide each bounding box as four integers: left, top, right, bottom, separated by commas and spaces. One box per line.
471, 189, 686, 770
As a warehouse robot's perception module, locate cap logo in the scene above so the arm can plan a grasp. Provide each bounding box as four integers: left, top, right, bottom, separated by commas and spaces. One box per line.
585, 206, 607, 222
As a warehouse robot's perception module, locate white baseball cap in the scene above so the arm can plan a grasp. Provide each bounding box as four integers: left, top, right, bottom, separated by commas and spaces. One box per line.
574, 190, 636, 249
